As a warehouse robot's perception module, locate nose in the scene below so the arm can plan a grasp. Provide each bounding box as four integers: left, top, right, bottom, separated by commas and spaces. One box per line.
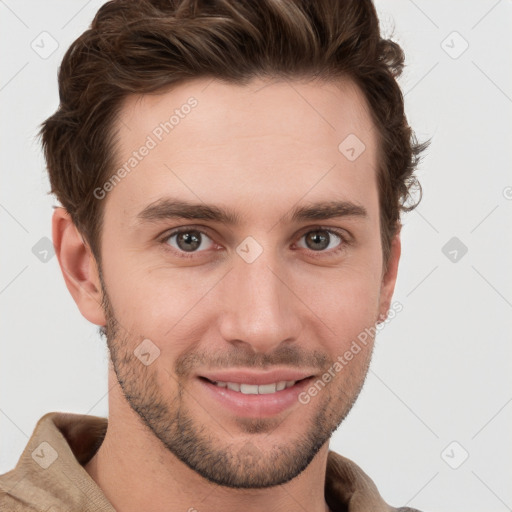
218, 246, 303, 354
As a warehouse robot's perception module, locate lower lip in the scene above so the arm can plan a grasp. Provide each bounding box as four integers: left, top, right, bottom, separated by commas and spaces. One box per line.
197, 377, 314, 418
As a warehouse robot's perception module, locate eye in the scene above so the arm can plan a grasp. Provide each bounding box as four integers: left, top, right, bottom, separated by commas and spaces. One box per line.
163, 228, 215, 255
159, 226, 349, 260
296, 228, 345, 253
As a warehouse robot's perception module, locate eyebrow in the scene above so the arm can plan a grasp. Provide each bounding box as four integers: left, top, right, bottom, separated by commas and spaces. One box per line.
136, 197, 368, 225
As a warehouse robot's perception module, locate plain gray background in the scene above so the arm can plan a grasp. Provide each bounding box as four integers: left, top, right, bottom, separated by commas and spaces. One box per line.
1, 1, 511, 511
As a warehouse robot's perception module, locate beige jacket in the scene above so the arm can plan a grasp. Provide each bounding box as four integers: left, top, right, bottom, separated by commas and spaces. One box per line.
0, 412, 423, 512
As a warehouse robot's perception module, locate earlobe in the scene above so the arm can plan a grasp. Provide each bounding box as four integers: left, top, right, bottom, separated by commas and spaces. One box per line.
52, 207, 106, 326
377, 229, 401, 323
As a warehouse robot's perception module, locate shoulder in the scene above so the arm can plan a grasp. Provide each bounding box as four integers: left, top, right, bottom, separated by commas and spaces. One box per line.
0, 473, 39, 511
326, 450, 427, 512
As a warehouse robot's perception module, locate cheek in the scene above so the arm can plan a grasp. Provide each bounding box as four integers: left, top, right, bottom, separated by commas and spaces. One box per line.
295, 260, 382, 320
103, 257, 220, 358
290, 265, 383, 364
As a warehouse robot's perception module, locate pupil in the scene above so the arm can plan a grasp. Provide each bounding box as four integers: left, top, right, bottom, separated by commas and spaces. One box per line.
307, 231, 329, 251
175, 230, 331, 252
177, 231, 201, 252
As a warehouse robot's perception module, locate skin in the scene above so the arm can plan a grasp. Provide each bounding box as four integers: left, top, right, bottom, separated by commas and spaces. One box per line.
52, 76, 401, 512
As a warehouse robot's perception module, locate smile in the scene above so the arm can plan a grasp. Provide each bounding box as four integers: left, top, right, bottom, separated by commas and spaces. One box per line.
197, 375, 315, 417
207, 380, 297, 394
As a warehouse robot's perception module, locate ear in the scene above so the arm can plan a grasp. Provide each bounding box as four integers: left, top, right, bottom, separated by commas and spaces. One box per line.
377, 228, 401, 323
52, 207, 106, 326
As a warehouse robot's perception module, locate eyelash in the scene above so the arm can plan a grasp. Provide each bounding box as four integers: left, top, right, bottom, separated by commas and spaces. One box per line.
158, 226, 351, 260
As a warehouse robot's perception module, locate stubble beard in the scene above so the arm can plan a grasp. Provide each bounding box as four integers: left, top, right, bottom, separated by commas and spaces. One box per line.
97, 269, 372, 488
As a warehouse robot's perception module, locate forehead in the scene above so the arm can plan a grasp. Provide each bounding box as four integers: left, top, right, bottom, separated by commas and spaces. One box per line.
108, 77, 379, 225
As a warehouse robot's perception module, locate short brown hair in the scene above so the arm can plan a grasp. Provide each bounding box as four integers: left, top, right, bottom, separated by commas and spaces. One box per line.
41, 0, 430, 270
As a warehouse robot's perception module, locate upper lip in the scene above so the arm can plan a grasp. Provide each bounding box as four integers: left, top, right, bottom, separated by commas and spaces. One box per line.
198, 369, 315, 386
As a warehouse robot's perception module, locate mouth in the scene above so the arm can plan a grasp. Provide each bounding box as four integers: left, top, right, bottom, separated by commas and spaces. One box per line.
199, 377, 303, 394
196, 374, 316, 418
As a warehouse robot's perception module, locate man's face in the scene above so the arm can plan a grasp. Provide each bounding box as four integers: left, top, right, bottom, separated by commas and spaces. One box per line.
95, 77, 397, 488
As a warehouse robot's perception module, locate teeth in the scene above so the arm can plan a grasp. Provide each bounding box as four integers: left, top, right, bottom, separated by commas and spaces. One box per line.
258, 383, 277, 394
240, 384, 259, 394
213, 380, 296, 394
227, 382, 240, 392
